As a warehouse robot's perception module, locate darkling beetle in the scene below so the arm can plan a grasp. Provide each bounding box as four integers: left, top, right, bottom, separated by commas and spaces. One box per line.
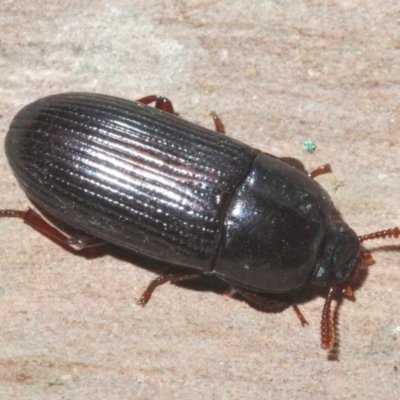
1, 92, 398, 350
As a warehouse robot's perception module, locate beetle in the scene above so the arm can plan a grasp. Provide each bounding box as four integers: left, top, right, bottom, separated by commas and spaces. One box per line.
1, 92, 398, 350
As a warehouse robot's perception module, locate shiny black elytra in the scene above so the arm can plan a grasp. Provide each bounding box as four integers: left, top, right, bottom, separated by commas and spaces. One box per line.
1, 93, 399, 350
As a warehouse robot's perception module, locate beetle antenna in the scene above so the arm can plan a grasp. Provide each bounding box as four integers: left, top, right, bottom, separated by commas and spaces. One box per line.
321, 286, 337, 350
321, 284, 357, 350
358, 228, 399, 263
358, 227, 399, 243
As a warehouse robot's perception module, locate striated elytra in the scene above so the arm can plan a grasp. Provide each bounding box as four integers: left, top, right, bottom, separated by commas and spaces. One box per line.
1, 92, 398, 350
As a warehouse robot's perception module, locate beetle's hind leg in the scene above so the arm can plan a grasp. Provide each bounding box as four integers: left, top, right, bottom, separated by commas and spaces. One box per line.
0, 208, 105, 249
234, 288, 309, 326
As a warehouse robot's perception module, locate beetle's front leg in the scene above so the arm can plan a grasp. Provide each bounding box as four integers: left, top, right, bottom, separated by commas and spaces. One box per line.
0, 208, 105, 250
234, 288, 309, 326
137, 271, 203, 306
308, 164, 332, 179
280, 157, 332, 179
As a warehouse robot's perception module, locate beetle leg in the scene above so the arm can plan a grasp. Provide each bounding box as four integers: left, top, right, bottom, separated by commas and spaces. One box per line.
279, 158, 332, 180
291, 304, 309, 327
136, 96, 226, 134
279, 157, 308, 174
234, 288, 309, 326
308, 164, 332, 179
0, 208, 105, 249
136, 95, 175, 114
210, 111, 226, 134
137, 272, 203, 306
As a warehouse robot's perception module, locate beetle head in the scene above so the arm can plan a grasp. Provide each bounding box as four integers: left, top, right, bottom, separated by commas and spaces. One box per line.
314, 223, 399, 350
311, 219, 360, 287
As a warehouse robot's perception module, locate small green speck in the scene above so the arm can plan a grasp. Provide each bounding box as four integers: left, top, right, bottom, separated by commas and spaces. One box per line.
302, 140, 316, 153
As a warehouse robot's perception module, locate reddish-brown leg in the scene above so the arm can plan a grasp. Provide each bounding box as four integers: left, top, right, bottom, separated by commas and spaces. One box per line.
279, 158, 332, 180
279, 157, 308, 174
360, 251, 374, 264
210, 111, 226, 134
137, 272, 203, 306
235, 288, 309, 326
0, 208, 104, 249
309, 164, 332, 179
136, 95, 175, 114
136, 95, 226, 134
